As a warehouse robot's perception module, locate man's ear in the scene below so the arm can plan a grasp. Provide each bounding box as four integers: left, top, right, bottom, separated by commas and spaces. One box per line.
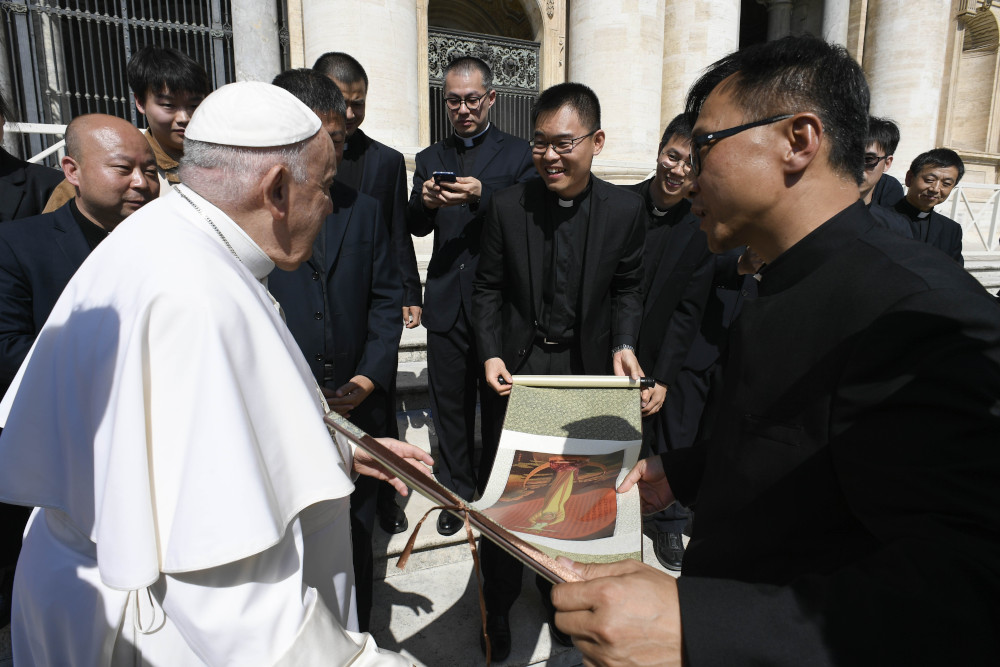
261, 164, 291, 221
884, 155, 893, 171
904, 170, 913, 188
62, 155, 82, 188
592, 129, 606, 157
783, 113, 822, 173
135, 95, 148, 116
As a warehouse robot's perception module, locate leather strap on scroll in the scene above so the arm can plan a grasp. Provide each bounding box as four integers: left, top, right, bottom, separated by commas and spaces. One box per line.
398, 505, 492, 665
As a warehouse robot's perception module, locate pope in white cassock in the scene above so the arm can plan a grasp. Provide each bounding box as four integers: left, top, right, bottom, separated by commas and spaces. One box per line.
0, 82, 429, 665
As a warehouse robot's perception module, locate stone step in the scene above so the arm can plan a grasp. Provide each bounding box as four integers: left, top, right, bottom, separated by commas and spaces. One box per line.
396, 360, 430, 411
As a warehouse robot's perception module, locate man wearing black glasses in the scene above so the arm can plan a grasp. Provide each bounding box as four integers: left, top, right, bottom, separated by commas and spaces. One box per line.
550, 36, 1000, 667
859, 116, 903, 207
407, 56, 534, 537
623, 112, 713, 572
471, 82, 646, 660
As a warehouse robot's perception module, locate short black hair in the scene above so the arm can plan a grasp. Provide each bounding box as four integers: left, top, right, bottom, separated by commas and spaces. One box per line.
272, 68, 347, 120
867, 116, 900, 156
685, 35, 869, 185
659, 112, 696, 152
126, 46, 210, 102
313, 52, 369, 89
909, 148, 965, 184
443, 56, 493, 91
532, 82, 601, 132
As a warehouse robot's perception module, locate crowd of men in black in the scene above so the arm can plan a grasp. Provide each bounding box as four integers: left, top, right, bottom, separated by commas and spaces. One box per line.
1, 34, 998, 666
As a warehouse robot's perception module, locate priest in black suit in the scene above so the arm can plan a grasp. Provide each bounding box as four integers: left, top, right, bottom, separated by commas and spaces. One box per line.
624, 112, 713, 572
0, 113, 157, 627
869, 148, 964, 264
314, 52, 421, 533
471, 82, 646, 661
406, 56, 534, 535
1, 91, 64, 222
552, 36, 1000, 667
269, 69, 403, 633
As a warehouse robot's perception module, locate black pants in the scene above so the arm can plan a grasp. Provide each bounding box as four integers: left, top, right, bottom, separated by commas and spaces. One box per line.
426, 302, 502, 501
481, 340, 582, 615
342, 387, 390, 633
640, 366, 713, 533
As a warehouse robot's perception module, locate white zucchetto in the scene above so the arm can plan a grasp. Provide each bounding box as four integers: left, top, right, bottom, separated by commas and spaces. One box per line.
185, 81, 322, 147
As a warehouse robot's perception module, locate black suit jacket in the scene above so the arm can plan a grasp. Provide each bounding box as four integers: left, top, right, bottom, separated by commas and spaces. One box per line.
341, 129, 421, 307
472, 176, 645, 374
269, 182, 403, 399
869, 198, 963, 265
625, 180, 713, 387
0, 203, 91, 396
664, 202, 1000, 665
0, 149, 65, 223
407, 125, 535, 332
869, 172, 903, 207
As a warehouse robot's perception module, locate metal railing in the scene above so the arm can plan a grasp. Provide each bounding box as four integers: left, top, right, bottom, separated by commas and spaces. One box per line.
945, 183, 1000, 255
1, 0, 234, 161
2, 122, 66, 164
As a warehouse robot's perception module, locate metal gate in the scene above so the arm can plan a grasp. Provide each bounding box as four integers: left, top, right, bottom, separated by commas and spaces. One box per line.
1, 0, 234, 163
428, 27, 539, 144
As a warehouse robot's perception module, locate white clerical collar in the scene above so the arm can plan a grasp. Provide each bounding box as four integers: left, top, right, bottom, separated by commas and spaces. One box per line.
174, 184, 275, 281
917, 210, 931, 219
651, 205, 669, 217
457, 123, 491, 148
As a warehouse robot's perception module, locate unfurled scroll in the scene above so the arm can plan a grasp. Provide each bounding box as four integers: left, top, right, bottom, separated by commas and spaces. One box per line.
471, 375, 643, 564
324, 374, 643, 584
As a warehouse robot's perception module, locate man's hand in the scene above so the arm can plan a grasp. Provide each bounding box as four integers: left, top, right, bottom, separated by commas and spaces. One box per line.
737, 246, 764, 275
484, 357, 512, 396
641, 382, 667, 417
353, 437, 434, 496
421, 177, 447, 210
613, 347, 651, 406
618, 455, 676, 515
326, 375, 375, 417
437, 176, 482, 204
403, 305, 423, 329
422, 176, 483, 210
551, 559, 683, 667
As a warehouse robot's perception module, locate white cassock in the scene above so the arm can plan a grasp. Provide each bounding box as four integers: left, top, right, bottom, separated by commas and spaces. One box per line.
0, 185, 410, 666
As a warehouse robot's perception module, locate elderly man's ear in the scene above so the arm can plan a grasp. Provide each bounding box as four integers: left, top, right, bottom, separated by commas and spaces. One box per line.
262, 164, 291, 221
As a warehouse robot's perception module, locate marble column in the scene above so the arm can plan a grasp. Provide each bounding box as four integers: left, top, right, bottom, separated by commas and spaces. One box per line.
661, 0, 742, 131
232, 0, 282, 83
568, 0, 664, 164
301, 0, 420, 149
863, 0, 954, 171
822, 0, 851, 46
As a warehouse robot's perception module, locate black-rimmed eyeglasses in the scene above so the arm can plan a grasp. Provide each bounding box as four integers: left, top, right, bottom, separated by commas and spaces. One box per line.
531, 130, 597, 155
863, 154, 888, 170
689, 114, 794, 176
444, 94, 489, 111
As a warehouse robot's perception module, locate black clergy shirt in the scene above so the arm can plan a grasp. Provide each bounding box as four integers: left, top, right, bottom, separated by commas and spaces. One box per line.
336, 138, 366, 192
538, 179, 592, 342
69, 199, 109, 250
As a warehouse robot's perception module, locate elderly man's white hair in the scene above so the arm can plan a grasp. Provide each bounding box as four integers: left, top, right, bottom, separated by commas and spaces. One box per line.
177, 80, 323, 206
179, 139, 311, 206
